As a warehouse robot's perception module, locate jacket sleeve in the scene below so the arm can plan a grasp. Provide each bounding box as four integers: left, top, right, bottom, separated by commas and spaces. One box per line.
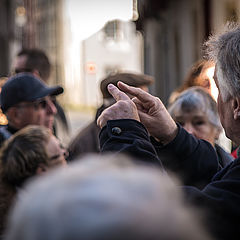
152, 124, 220, 188
99, 119, 162, 166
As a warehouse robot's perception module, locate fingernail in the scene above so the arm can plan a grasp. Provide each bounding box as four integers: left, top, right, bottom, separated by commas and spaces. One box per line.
108, 84, 114, 89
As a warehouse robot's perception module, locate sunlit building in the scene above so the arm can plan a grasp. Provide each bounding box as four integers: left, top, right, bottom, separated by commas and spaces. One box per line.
81, 20, 143, 106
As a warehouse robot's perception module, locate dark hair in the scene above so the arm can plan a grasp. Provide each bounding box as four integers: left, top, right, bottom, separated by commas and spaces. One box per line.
168, 59, 214, 104
17, 48, 51, 82
177, 60, 214, 92
100, 72, 154, 99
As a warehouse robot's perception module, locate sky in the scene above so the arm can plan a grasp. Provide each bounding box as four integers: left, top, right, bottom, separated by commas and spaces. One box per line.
66, 0, 133, 41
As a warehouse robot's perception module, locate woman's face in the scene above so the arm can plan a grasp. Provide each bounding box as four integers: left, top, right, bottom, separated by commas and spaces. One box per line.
173, 110, 219, 146
45, 135, 68, 168
198, 66, 219, 101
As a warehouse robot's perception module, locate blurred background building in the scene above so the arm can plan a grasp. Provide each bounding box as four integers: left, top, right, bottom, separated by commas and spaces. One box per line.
81, 20, 143, 106
1, 0, 240, 133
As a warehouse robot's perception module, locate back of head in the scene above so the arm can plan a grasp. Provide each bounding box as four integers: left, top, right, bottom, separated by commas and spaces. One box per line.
100, 72, 154, 99
16, 48, 51, 82
168, 86, 221, 130
5, 155, 212, 240
0, 125, 51, 188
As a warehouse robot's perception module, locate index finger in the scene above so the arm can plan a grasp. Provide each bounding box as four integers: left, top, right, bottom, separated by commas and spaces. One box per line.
117, 81, 153, 102
107, 84, 130, 101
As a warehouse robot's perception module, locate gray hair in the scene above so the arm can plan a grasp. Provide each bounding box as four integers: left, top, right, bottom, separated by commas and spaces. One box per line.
204, 22, 240, 101
4, 154, 213, 240
168, 86, 222, 131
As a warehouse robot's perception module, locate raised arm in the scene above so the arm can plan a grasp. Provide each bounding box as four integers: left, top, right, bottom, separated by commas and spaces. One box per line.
97, 83, 161, 165
97, 82, 219, 188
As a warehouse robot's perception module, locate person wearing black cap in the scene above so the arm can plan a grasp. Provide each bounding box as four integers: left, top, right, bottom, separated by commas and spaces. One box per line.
67, 72, 154, 161
0, 73, 63, 147
13, 48, 70, 145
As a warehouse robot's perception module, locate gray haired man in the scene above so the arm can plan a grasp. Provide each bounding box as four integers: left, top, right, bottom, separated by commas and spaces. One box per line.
97, 23, 240, 240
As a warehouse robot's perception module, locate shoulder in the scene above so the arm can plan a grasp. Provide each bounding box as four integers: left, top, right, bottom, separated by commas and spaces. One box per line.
215, 144, 234, 168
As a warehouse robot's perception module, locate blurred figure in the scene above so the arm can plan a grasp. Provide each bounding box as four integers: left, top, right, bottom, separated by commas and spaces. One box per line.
68, 72, 154, 161
13, 48, 70, 145
168, 86, 233, 168
0, 73, 63, 147
0, 125, 67, 237
4, 155, 212, 240
0, 77, 8, 126
168, 59, 217, 104
14, 49, 51, 81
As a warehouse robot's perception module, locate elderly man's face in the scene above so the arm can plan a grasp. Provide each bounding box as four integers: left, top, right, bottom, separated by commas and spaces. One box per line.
15, 96, 57, 131
213, 65, 235, 142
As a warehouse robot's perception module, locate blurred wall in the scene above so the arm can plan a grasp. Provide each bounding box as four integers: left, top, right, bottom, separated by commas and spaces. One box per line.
0, 0, 15, 77
136, 0, 207, 104
2, 0, 240, 107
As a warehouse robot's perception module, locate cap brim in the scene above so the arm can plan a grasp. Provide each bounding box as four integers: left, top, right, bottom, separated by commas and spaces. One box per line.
28, 86, 64, 102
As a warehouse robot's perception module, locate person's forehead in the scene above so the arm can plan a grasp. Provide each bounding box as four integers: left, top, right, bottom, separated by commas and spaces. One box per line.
46, 135, 60, 154
14, 55, 28, 68
174, 109, 206, 118
18, 95, 50, 104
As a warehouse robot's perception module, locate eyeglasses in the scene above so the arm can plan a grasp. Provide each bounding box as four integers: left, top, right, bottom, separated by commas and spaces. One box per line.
49, 145, 69, 161
17, 96, 57, 110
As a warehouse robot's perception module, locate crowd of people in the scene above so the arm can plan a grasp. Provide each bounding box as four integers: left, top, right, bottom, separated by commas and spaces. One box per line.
0, 22, 240, 240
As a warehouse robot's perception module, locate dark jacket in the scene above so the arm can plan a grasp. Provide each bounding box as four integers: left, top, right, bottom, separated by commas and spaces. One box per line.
0, 125, 18, 148
215, 143, 233, 168
99, 119, 240, 240
68, 104, 106, 161
68, 121, 100, 161
154, 131, 233, 189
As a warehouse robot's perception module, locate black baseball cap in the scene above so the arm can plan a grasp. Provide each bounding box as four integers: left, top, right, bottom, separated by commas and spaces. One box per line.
0, 73, 63, 113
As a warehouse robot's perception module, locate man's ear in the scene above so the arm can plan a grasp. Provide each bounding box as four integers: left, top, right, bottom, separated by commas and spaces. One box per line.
32, 69, 41, 79
233, 97, 240, 120
7, 107, 23, 126
36, 164, 47, 175
6, 108, 21, 126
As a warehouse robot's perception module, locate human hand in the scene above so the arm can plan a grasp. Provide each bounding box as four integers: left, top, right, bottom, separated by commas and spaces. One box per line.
117, 81, 178, 144
97, 84, 140, 128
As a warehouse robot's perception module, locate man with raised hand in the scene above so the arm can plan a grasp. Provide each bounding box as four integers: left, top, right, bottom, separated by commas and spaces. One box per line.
98, 24, 240, 234
98, 25, 240, 240
98, 75, 240, 240
98, 82, 218, 182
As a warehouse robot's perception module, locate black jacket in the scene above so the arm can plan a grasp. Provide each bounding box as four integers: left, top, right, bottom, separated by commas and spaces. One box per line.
0, 125, 18, 148
99, 119, 240, 240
